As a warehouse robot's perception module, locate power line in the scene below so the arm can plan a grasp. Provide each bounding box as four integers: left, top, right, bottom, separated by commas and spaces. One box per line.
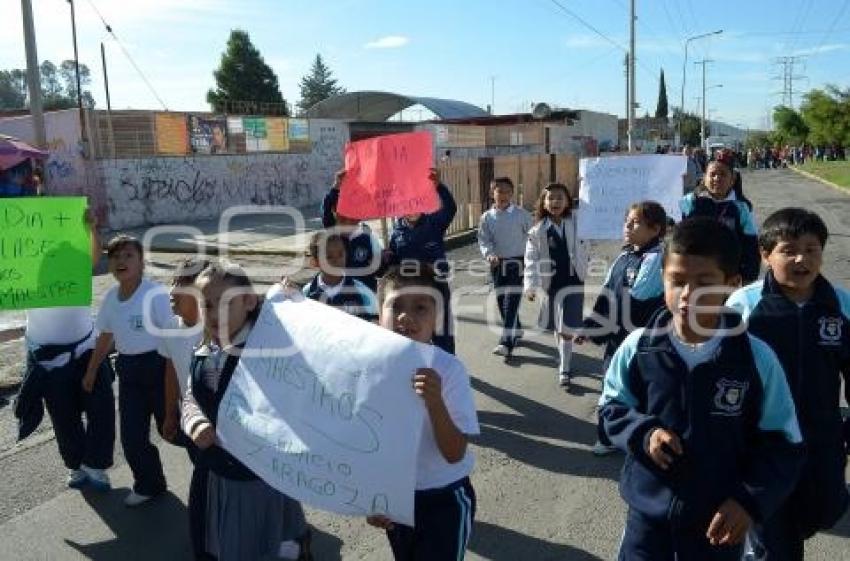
808, 0, 850, 56
547, 0, 627, 51
81, 0, 169, 110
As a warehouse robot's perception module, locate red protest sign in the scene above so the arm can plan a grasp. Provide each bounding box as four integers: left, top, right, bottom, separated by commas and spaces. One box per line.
337, 131, 438, 220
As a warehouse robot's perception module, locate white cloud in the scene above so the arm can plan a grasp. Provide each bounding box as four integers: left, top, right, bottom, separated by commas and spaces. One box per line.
792, 43, 850, 57
364, 35, 409, 49
564, 35, 609, 49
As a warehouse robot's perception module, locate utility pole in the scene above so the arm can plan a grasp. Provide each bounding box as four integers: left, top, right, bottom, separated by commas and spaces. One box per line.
21, 0, 46, 149
627, 0, 636, 152
490, 76, 495, 115
772, 56, 807, 108
679, 30, 723, 148
624, 53, 629, 143
694, 59, 713, 150
67, 0, 89, 156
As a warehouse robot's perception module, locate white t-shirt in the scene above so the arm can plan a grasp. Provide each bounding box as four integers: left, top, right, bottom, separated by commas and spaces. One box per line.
26, 307, 94, 346
669, 319, 726, 371
416, 347, 480, 490
96, 278, 172, 355
157, 315, 203, 396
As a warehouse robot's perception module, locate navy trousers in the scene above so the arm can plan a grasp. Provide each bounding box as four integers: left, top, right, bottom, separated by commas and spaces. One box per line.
37, 349, 115, 470
115, 351, 167, 496
491, 258, 523, 349
618, 508, 743, 561
387, 477, 476, 561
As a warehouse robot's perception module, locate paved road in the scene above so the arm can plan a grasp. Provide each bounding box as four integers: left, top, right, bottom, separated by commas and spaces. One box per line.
0, 169, 847, 560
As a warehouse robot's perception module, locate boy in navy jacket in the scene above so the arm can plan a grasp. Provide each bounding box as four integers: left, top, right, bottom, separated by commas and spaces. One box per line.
302, 231, 378, 322
600, 217, 804, 561
727, 208, 850, 561
384, 171, 458, 353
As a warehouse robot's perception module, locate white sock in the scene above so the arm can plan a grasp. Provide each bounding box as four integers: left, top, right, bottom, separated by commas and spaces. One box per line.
556, 333, 573, 373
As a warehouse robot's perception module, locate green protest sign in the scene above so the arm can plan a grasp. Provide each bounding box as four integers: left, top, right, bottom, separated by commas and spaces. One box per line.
0, 197, 92, 310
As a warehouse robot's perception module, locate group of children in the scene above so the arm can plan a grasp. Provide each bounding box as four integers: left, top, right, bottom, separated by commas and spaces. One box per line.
476, 149, 849, 560
14, 151, 850, 560
16, 167, 479, 561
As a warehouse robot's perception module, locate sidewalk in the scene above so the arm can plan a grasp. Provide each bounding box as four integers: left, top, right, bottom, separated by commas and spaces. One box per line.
107, 202, 394, 256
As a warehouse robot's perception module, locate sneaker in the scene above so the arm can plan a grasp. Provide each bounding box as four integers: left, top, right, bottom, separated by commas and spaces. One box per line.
492, 344, 510, 356
67, 469, 87, 489
558, 372, 572, 387
591, 440, 619, 457
124, 491, 152, 507
81, 465, 111, 492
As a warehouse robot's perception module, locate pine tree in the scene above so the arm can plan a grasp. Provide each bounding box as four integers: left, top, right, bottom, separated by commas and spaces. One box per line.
207, 30, 288, 115
656, 69, 669, 120
297, 54, 345, 114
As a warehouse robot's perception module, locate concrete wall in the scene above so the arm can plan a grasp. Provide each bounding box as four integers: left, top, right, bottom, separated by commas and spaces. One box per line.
573, 110, 618, 148
103, 119, 347, 229
0, 113, 349, 230
0, 110, 104, 214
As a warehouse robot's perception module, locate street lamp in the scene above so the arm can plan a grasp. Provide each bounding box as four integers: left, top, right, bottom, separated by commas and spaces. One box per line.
679, 29, 723, 147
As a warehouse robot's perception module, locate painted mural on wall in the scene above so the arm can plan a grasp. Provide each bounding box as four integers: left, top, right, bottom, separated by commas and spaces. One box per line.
103, 119, 347, 229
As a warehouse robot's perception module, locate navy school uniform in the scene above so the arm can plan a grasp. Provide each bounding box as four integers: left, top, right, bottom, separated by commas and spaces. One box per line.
583, 237, 665, 363
15, 334, 115, 470
600, 309, 805, 561
117, 351, 168, 496
344, 224, 381, 293
541, 222, 584, 332
679, 192, 760, 283
727, 272, 850, 559
387, 183, 458, 354
320, 186, 340, 228
302, 274, 378, 322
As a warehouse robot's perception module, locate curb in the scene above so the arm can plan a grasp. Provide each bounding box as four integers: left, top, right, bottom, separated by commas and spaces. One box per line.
144, 228, 479, 256
789, 166, 849, 194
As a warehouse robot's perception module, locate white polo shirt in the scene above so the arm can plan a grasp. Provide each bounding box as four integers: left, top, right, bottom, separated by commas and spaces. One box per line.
416, 347, 480, 490
96, 278, 172, 355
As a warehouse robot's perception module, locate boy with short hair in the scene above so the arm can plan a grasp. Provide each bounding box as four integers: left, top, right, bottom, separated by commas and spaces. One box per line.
366, 265, 479, 560
477, 177, 532, 358
84, 234, 173, 507
600, 217, 805, 560
726, 208, 850, 561
302, 231, 378, 322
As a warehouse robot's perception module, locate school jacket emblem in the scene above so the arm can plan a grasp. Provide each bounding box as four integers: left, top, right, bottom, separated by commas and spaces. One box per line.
713, 378, 749, 416
818, 316, 842, 345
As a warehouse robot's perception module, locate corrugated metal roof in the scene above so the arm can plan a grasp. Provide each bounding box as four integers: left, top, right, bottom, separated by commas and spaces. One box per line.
305, 91, 488, 121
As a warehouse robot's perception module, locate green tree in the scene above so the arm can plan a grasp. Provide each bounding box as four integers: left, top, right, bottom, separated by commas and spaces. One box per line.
297, 54, 345, 114
0, 61, 94, 110
655, 69, 668, 119
746, 131, 772, 149
0, 70, 26, 109
207, 30, 288, 115
672, 107, 705, 147
772, 105, 809, 144
800, 86, 850, 146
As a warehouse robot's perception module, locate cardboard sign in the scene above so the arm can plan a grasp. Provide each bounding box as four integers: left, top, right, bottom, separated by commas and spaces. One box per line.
577, 155, 686, 240
216, 289, 428, 525
0, 197, 92, 310
337, 131, 437, 219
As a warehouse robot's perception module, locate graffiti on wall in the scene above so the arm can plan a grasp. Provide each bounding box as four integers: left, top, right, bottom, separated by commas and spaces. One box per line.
104, 120, 348, 229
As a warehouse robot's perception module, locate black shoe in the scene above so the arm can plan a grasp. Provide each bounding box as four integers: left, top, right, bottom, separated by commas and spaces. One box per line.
558, 371, 572, 387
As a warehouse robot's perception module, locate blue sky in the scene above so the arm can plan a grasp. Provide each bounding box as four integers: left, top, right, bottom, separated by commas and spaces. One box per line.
3, 0, 849, 129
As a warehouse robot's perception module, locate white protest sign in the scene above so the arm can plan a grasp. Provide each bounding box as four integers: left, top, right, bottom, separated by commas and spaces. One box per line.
577, 154, 686, 240
216, 289, 428, 525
